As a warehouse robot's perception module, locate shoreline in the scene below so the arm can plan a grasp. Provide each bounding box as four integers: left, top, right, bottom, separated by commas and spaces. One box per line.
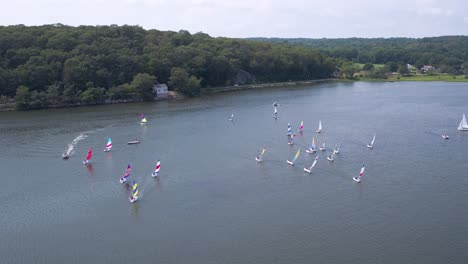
2, 77, 467, 111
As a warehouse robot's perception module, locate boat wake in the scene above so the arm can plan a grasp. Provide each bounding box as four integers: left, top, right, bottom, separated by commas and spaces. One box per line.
64, 131, 92, 156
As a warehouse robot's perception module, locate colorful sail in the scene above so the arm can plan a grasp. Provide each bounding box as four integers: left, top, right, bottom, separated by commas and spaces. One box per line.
292, 148, 301, 163
132, 179, 139, 197
141, 112, 147, 124
299, 121, 304, 132
105, 137, 112, 151
287, 123, 292, 135
153, 160, 161, 176
85, 148, 92, 161
124, 164, 131, 177
358, 163, 365, 179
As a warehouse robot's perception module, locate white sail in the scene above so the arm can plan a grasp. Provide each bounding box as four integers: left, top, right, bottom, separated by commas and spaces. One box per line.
458, 113, 468, 131
367, 133, 376, 148
316, 120, 322, 133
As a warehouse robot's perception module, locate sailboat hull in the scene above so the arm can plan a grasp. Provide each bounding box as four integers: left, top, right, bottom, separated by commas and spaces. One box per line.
327, 157, 334, 162
305, 149, 315, 154
255, 157, 262, 162
458, 128, 468, 131
104, 149, 110, 152
353, 177, 361, 183
366, 144, 373, 149
129, 196, 138, 203
120, 177, 127, 184
286, 160, 294, 165
152, 172, 158, 178
288, 142, 294, 145
304, 168, 311, 173
83, 160, 89, 165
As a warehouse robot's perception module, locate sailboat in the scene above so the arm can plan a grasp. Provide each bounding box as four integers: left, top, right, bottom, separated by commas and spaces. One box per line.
228, 113, 234, 121
298, 121, 304, 133
274, 107, 278, 119
152, 160, 161, 177
304, 155, 318, 173
287, 122, 292, 136
104, 137, 112, 152
333, 144, 341, 154
458, 113, 468, 131
129, 179, 139, 203
288, 133, 296, 145
441, 134, 450, 139
319, 141, 326, 151
287, 148, 301, 165
255, 146, 266, 162
327, 151, 335, 162
140, 112, 147, 125
305, 137, 317, 153
353, 163, 366, 183
316, 120, 322, 133
120, 164, 131, 183
83, 148, 92, 164
367, 134, 376, 149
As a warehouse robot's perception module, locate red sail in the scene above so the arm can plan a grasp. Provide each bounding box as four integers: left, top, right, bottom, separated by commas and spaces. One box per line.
86, 148, 93, 161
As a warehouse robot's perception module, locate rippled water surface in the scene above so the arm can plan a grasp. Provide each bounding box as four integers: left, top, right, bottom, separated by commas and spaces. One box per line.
1, 81, 468, 264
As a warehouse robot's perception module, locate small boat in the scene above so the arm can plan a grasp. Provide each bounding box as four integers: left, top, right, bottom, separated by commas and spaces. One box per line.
288, 133, 296, 145
305, 137, 317, 154
287, 122, 292, 136
458, 113, 468, 131
304, 155, 318, 173
353, 163, 365, 183
273, 101, 278, 107
255, 146, 266, 162
228, 113, 234, 121
316, 120, 322, 133
333, 144, 341, 154
319, 141, 326, 151
140, 112, 147, 125
287, 148, 301, 165
327, 151, 335, 162
120, 164, 131, 183
104, 137, 112, 152
129, 179, 139, 203
152, 160, 161, 177
367, 133, 376, 149
83, 148, 92, 164
128, 140, 140, 145
298, 121, 304, 133
62, 153, 70, 160
442, 134, 450, 139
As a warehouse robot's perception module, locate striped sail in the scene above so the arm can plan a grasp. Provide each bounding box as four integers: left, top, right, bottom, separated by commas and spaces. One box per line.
287, 123, 292, 135
105, 137, 112, 150
154, 160, 161, 175
132, 180, 139, 197
358, 163, 365, 179
123, 164, 131, 179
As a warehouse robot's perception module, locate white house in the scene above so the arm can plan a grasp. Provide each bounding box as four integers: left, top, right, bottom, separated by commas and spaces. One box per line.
153, 84, 168, 97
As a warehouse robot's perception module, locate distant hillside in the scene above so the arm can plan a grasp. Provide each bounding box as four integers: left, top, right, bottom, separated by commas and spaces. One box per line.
248, 36, 468, 74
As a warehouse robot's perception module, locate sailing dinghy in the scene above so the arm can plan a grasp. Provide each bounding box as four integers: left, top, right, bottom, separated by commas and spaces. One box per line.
367, 134, 376, 149
274, 107, 278, 119
288, 133, 296, 145
287, 148, 301, 165
316, 120, 322, 133
304, 155, 318, 173
319, 141, 326, 151
140, 112, 147, 125
120, 164, 131, 183
83, 148, 92, 164
298, 121, 304, 133
228, 113, 234, 121
333, 144, 341, 154
305, 137, 317, 154
458, 113, 468, 131
255, 146, 266, 162
327, 151, 335, 162
287, 123, 292, 136
129, 179, 139, 203
152, 160, 161, 177
441, 134, 450, 139
353, 163, 365, 183
104, 137, 112, 152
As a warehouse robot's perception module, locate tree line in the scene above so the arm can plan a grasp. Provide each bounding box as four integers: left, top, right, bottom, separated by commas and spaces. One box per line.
0, 24, 338, 109
250, 37, 468, 75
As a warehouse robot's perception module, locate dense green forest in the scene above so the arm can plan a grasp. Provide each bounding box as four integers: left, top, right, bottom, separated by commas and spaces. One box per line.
0, 24, 337, 109
250, 37, 468, 75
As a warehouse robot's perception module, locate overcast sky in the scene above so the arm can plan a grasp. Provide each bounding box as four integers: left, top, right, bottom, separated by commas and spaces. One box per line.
2, 0, 468, 38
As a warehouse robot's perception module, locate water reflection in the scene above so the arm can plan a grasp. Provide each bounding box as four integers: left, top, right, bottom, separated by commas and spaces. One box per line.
86, 164, 94, 176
